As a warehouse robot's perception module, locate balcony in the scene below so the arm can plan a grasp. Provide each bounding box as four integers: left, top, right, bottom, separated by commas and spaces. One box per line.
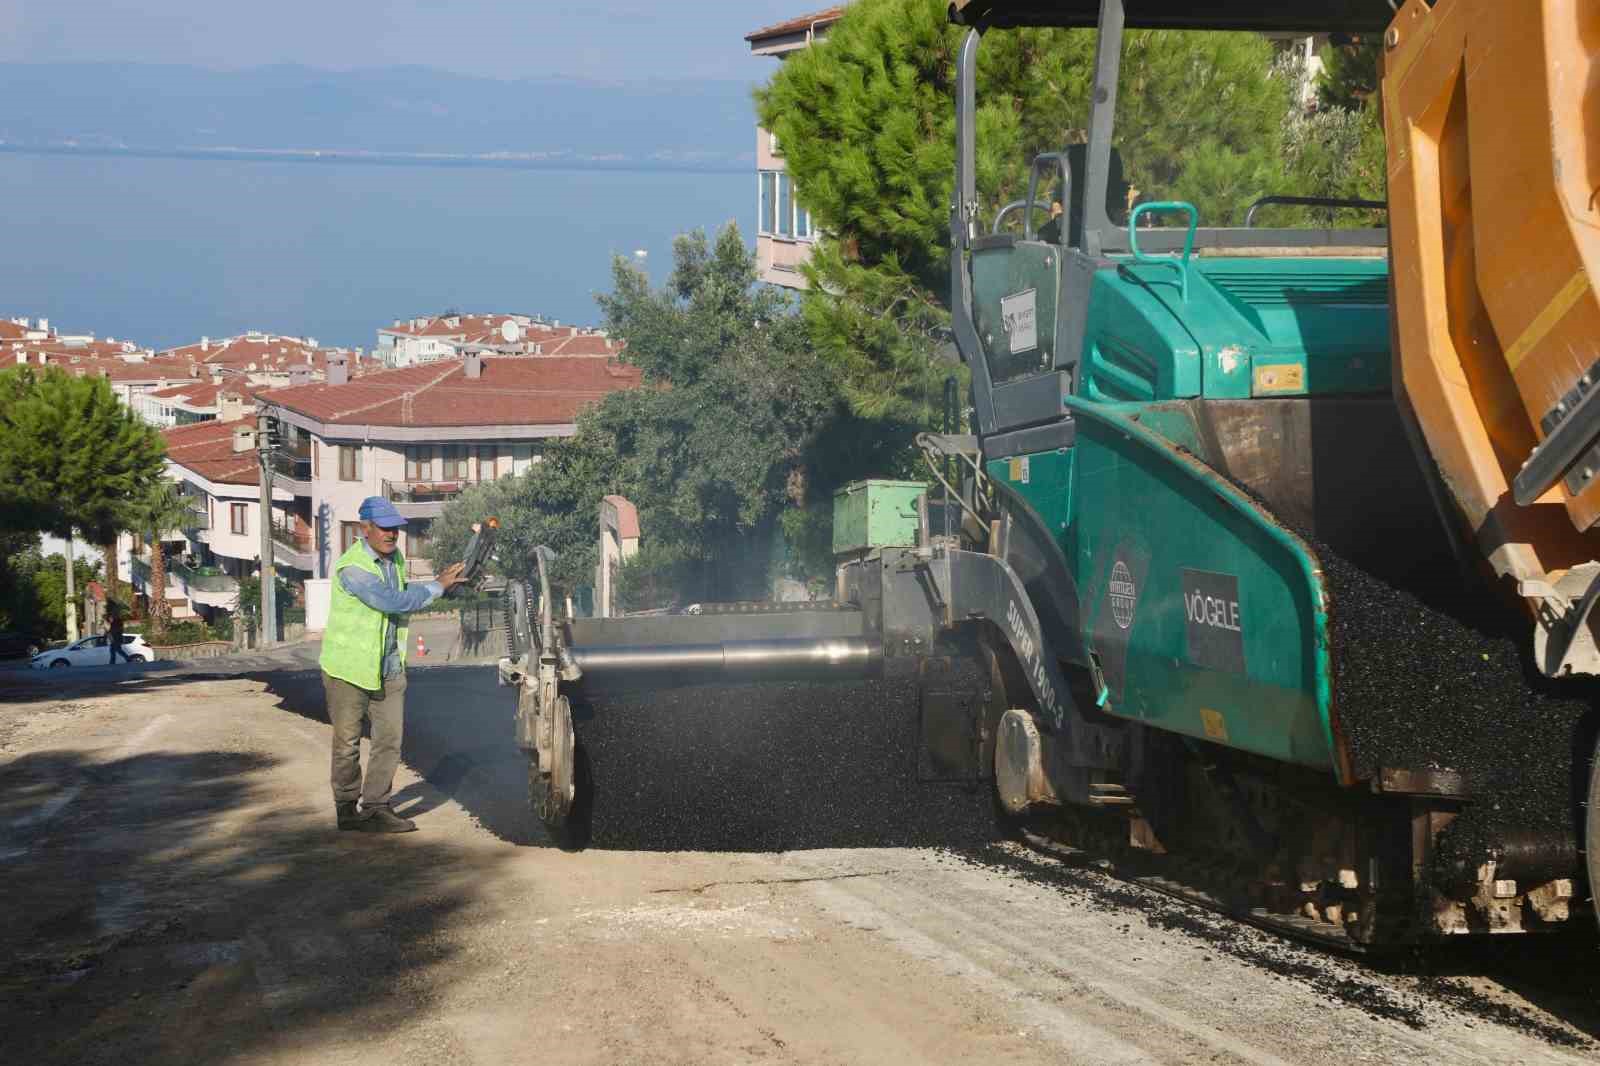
128, 555, 190, 605
181, 501, 210, 532
271, 520, 316, 572
382, 477, 483, 519
267, 450, 313, 496
133, 554, 239, 610
174, 560, 240, 609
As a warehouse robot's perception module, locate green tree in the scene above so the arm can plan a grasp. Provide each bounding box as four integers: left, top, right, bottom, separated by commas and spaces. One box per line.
127, 480, 193, 637
0, 368, 166, 538
755, 0, 1301, 419
1317, 35, 1381, 112
0, 529, 41, 630
234, 571, 293, 639
435, 224, 877, 605
0, 368, 166, 634
3, 548, 101, 639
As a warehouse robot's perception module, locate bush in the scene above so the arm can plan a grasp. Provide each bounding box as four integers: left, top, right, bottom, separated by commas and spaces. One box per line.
150, 619, 218, 646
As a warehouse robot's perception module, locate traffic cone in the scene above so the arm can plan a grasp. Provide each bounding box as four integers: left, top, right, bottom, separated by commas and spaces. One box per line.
415, 634, 427, 657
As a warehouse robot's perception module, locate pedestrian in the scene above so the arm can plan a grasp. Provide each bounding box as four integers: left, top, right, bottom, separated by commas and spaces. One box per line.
1037, 199, 1065, 244
321, 496, 467, 833
107, 607, 129, 666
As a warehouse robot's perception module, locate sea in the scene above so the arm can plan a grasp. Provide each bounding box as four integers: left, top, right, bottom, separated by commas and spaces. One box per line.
0, 151, 753, 350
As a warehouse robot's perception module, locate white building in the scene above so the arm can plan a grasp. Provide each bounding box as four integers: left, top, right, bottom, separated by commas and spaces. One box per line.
250, 351, 644, 587
745, 7, 840, 290
374, 313, 619, 368
125, 418, 305, 622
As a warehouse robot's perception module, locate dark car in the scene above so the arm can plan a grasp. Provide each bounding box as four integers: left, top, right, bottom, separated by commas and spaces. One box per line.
0, 631, 46, 659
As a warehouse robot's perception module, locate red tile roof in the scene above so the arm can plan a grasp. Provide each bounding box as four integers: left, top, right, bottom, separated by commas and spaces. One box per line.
163, 418, 261, 486
149, 380, 261, 407
0, 321, 32, 341
262, 356, 642, 429
747, 6, 845, 42
11, 338, 150, 362
379, 314, 527, 341
24, 354, 201, 383
543, 333, 622, 357
160, 333, 349, 371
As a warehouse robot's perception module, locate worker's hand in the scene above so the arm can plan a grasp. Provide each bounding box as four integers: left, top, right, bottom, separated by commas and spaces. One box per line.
436, 562, 468, 590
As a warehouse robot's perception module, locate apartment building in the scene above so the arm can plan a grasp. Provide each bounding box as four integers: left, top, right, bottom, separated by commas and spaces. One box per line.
0, 316, 53, 342
159, 331, 361, 388
139, 379, 261, 428
746, 7, 841, 289
12, 344, 206, 416
257, 351, 643, 581
375, 313, 619, 368
8, 325, 357, 426
126, 417, 308, 623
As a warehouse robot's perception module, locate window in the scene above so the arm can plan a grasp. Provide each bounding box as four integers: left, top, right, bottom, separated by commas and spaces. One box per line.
341, 521, 362, 553
441, 444, 469, 481
760, 171, 777, 235
477, 444, 499, 480
406, 445, 432, 482
338, 445, 362, 482
407, 519, 433, 561
758, 169, 814, 242
230, 503, 247, 536
778, 173, 794, 237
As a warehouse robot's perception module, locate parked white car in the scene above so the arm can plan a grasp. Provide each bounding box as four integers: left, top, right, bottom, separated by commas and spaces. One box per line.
31, 634, 155, 669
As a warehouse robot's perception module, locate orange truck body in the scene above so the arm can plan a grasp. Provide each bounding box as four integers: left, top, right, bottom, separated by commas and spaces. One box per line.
1385, 0, 1600, 587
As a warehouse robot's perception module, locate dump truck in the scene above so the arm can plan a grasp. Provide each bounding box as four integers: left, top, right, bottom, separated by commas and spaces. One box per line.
499, 0, 1600, 944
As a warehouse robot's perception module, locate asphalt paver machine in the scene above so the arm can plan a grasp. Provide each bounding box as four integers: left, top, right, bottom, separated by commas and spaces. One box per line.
501, 0, 1600, 944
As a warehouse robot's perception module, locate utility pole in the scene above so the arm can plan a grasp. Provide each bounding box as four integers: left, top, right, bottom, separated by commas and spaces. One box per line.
63, 534, 79, 642
257, 412, 278, 647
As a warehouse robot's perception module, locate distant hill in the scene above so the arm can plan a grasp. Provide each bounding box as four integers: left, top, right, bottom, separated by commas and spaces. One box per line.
0, 63, 757, 170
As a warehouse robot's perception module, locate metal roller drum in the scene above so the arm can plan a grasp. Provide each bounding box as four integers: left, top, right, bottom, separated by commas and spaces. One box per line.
572, 636, 882, 686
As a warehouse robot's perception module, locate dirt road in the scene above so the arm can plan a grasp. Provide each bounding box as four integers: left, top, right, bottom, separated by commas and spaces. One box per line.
2, 661, 1595, 1065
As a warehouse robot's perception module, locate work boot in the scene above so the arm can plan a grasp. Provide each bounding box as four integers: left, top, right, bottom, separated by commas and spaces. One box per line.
358, 805, 417, 833
336, 801, 365, 830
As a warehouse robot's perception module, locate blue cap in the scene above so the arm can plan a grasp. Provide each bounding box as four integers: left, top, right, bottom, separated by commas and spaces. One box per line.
358, 495, 408, 529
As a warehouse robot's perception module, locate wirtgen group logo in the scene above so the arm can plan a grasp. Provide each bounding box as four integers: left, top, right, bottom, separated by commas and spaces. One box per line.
1109, 560, 1136, 630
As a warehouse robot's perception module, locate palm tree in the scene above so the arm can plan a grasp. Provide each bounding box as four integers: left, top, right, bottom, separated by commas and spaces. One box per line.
130, 481, 193, 638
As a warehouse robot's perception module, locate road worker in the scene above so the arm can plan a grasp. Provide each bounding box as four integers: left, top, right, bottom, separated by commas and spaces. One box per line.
320, 495, 466, 833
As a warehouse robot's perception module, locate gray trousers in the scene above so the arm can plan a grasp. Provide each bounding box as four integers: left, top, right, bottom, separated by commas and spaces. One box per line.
324, 670, 408, 808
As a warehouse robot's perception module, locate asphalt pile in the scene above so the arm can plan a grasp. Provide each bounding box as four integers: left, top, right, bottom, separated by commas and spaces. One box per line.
952, 841, 1595, 1046
1313, 541, 1597, 881
952, 841, 1431, 1028
570, 677, 1003, 852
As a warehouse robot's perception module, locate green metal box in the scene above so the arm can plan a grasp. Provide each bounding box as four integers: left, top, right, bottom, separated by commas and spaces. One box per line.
832, 479, 928, 557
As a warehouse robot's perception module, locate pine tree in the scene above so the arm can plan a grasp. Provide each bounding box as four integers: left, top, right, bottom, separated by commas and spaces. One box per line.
0, 367, 166, 635
0, 367, 166, 540
1317, 35, 1381, 112
755, 0, 1341, 419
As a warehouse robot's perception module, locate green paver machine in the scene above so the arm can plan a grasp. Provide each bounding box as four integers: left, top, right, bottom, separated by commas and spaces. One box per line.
501, 0, 1600, 943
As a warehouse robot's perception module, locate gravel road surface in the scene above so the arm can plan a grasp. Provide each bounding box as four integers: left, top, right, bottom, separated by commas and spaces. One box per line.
1, 659, 1595, 1064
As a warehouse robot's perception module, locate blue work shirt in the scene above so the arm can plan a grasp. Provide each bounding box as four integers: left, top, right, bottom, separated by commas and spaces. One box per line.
338, 539, 444, 678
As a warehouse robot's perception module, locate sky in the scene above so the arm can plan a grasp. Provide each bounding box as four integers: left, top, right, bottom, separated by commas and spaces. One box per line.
0, 0, 820, 81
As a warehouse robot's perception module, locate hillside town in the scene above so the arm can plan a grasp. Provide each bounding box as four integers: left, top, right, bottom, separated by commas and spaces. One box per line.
2, 311, 634, 636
